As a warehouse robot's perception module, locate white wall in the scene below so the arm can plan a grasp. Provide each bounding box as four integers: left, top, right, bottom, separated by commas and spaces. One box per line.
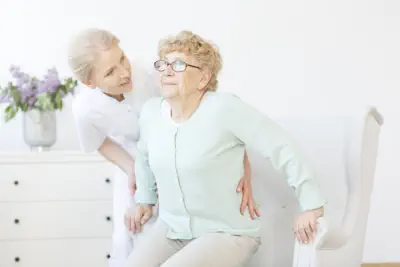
0, 0, 399, 262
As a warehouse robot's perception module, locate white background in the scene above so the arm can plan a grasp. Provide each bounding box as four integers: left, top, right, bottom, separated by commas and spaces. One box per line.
0, 0, 399, 262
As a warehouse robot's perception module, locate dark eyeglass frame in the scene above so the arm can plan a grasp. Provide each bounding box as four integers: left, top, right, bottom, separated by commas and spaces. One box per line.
153, 60, 201, 72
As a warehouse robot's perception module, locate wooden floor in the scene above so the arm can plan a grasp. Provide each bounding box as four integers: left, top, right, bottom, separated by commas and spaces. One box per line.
362, 264, 400, 267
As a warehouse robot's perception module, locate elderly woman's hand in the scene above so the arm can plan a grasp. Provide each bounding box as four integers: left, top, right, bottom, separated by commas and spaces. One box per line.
293, 206, 324, 244
124, 204, 153, 233
237, 151, 260, 220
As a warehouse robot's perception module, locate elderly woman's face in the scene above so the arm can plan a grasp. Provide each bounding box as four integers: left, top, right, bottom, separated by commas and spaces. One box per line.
87, 45, 132, 95
156, 52, 205, 99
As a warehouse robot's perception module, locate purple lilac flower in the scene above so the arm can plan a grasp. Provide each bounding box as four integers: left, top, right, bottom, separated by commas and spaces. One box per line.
47, 67, 58, 77
6, 65, 68, 109
37, 67, 60, 94
9, 65, 21, 77
9, 65, 32, 101
27, 96, 37, 107
18, 74, 30, 87
9, 65, 30, 87
19, 78, 36, 102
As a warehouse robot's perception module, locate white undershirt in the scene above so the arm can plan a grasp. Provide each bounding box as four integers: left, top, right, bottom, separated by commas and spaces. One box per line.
161, 100, 182, 127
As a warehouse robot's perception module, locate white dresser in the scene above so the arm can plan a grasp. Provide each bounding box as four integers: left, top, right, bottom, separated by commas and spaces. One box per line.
0, 151, 115, 267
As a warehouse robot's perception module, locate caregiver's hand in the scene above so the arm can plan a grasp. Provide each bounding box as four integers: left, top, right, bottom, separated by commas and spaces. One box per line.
128, 170, 137, 196
124, 204, 153, 233
237, 151, 260, 220
237, 176, 260, 220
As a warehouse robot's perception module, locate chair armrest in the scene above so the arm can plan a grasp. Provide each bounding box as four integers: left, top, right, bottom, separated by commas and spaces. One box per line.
292, 217, 348, 267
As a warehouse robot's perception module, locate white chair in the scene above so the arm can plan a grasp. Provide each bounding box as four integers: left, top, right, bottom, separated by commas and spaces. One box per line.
246, 106, 384, 267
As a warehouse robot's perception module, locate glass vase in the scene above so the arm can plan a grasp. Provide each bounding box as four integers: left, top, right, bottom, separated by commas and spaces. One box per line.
23, 110, 57, 151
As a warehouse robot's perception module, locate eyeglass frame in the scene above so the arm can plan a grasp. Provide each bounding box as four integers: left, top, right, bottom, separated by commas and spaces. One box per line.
153, 59, 201, 73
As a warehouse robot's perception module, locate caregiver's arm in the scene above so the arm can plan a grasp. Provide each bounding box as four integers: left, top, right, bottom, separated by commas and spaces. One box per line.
98, 138, 134, 176
221, 93, 326, 212
72, 107, 135, 187
72, 105, 136, 193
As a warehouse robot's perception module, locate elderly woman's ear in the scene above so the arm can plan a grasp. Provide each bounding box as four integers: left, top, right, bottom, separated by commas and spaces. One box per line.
198, 71, 212, 91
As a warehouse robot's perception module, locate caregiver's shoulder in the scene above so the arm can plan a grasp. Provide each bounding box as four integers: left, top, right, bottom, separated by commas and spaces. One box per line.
71, 86, 101, 120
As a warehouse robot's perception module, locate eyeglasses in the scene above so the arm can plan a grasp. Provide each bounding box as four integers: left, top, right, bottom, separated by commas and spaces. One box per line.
154, 60, 201, 72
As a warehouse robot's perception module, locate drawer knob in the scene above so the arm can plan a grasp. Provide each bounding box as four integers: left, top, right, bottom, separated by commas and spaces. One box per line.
14, 257, 20, 262
106, 254, 111, 259
14, 219, 20, 224
105, 178, 111, 183
106, 216, 112, 221
14, 180, 19, 186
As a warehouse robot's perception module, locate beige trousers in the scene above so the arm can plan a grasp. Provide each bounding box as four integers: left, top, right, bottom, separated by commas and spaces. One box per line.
126, 219, 261, 267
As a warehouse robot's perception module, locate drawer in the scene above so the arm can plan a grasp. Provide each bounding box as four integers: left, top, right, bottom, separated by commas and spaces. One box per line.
0, 201, 114, 240
0, 162, 115, 202
0, 238, 111, 267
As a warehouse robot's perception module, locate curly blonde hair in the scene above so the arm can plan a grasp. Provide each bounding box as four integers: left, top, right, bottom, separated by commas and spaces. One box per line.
158, 30, 223, 91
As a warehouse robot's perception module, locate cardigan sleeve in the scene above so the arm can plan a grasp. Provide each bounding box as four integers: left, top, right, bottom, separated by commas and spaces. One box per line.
220, 93, 326, 211
134, 100, 158, 205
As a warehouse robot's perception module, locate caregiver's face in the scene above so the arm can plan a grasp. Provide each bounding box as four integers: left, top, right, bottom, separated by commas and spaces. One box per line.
87, 44, 132, 95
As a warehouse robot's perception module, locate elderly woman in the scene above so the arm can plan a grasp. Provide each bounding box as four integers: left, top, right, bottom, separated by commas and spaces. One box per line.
125, 30, 326, 267
67, 28, 257, 267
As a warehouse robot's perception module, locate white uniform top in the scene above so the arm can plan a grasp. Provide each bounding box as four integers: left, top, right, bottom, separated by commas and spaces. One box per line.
72, 70, 159, 157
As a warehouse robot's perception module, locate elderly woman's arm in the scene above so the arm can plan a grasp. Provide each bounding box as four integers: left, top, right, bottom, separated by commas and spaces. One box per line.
134, 121, 158, 205
135, 101, 158, 205
124, 103, 158, 233
221, 93, 326, 243
134, 141, 158, 205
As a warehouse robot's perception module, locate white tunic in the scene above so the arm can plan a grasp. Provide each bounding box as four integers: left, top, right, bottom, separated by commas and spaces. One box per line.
71, 69, 159, 267
72, 72, 159, 156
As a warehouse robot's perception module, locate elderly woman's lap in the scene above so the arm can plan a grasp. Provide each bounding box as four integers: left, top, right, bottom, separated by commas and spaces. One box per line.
125, 219, 179, 267
162, 232, 260, 267
126, 219, 261, 267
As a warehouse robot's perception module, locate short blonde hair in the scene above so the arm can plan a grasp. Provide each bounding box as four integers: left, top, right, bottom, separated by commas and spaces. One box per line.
158, 30, 222, 91
67, 28, 120, 82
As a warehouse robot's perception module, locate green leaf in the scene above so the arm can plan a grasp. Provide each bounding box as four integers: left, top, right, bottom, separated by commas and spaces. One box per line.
54, 92, 63, 110
4, 105, 18, 122
4, 105, 12, 113
36, 93, 54, 111
9, 88, 21, 103
20, 103, 29, 112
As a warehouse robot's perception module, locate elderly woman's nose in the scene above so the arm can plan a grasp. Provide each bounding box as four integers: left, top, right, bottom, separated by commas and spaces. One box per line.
165, 64, 174, 76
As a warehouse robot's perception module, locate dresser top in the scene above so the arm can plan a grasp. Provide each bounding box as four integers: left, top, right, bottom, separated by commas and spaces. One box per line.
0, 150, 107, 164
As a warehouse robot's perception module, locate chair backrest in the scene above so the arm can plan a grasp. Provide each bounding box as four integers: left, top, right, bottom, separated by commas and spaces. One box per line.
247, 106, 383, 266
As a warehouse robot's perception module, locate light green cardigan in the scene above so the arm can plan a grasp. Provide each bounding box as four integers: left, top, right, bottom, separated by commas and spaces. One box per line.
134, 91, 326, 240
